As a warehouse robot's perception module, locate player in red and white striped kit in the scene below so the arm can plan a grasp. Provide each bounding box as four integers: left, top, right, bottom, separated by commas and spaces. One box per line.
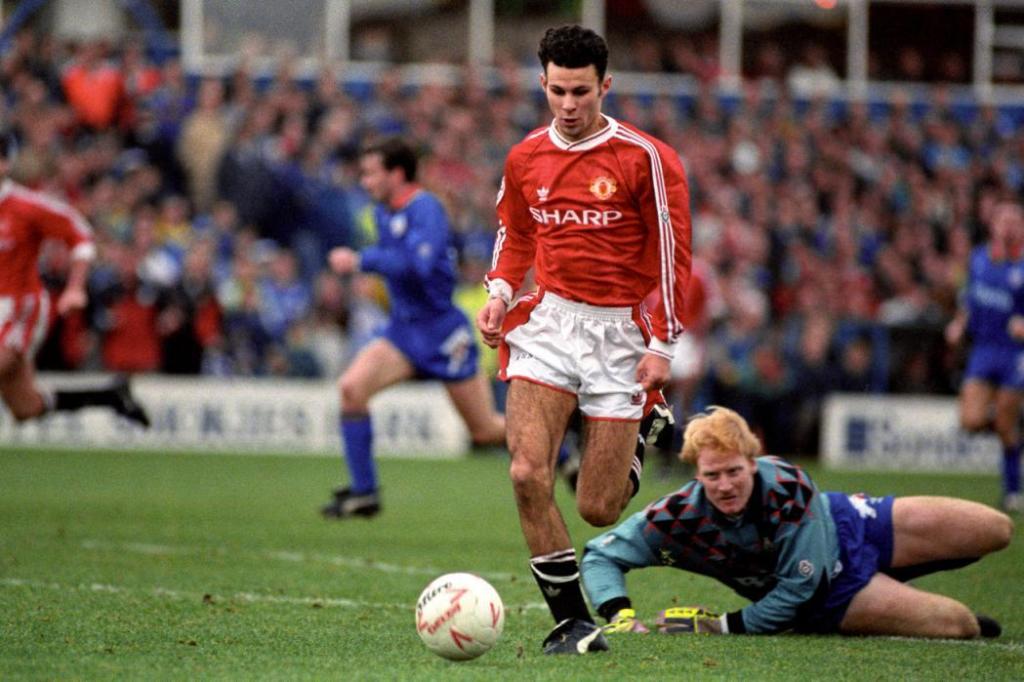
0, 138, 149, 427
476, 25, 691, 654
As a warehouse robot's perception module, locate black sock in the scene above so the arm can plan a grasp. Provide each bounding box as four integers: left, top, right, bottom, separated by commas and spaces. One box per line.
53, 387, 119, 412
884, 557, 979, 583
530, 549, 592, 624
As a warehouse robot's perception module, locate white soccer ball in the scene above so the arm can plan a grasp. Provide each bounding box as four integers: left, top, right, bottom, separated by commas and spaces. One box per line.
415, 572, 505, 661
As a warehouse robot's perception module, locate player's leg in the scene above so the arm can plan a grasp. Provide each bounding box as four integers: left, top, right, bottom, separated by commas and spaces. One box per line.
0, 348, 47, 420
444, 372, 505, 446
0, 347, 149, 426
958, 379, 996, 433
575, 418, 642, 526
886, 496, 1012, 580
323, 338, 415, 518
839, 572, 981, 638
993, 387, 1024, 511
506, 379, 603, 645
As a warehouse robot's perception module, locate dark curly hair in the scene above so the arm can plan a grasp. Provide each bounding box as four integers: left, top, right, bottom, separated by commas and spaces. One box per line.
537, 25, 609, 80
361, 136, 417, 182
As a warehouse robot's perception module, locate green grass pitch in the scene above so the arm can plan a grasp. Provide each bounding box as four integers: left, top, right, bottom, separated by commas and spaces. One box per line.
1, 447, 1023, 680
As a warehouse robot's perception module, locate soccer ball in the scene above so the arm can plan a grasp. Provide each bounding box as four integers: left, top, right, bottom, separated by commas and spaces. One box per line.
415, 572, 505, 660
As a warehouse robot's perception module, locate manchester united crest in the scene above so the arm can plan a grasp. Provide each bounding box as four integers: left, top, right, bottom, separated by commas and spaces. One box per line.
589, 176, 617, 200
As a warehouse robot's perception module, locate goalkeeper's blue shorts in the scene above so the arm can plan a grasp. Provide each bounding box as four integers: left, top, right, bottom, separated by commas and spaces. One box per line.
798, 493, 895, 633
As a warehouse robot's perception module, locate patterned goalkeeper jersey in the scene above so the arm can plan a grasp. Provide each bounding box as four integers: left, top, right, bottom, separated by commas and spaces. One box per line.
581, 456, 841, 634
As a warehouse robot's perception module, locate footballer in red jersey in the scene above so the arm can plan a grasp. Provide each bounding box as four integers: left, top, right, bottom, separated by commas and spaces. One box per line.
476, 25, 691, 655
0, 137, 149, 427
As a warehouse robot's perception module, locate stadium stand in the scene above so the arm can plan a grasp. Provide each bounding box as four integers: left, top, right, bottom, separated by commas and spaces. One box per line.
2, 3, 1023, 455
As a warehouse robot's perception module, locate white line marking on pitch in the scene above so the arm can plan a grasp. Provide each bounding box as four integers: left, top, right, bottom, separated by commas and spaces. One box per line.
79, 539, 521, 582
1, 577, 397, 609
0, 576, 549, 613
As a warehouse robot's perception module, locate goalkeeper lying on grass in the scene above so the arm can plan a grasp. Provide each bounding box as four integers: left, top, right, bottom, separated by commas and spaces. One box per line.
580, 406, 1012, 638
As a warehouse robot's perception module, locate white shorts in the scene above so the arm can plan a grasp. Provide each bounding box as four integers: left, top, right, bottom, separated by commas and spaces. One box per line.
0, 290, 50, 358
501, 291, 648, 420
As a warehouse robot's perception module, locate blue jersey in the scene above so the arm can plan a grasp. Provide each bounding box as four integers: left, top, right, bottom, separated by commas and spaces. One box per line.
582, 457, 842, 634
964, 245, 1024, 348
360, 190, 461, 323
360, 190, 477, 381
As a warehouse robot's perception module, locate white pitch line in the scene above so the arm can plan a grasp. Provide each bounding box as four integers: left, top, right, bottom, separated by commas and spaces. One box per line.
0, 577, 399, 610
1, 576, 550, 613
80, 539, 521, 582
2, 578, 1021, 652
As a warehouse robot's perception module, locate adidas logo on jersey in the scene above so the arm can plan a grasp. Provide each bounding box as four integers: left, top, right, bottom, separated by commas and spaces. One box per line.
528, 207, 623, 227
537, 186, 550, 202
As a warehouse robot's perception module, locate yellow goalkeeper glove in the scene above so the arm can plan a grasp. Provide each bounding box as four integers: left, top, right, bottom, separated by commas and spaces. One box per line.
655, 606, 724, 634
601, 608, 650, 634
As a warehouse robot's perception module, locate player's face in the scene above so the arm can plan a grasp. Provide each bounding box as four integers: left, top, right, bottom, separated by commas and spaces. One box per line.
541, 63, 611, 142
694, 449, 757, 517
359, 152, 395, 204
990, 202, 1024, 244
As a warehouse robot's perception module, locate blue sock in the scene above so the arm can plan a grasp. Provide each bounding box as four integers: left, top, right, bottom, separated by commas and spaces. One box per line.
1003, 444, 1021, 495
341, 414, 377, 494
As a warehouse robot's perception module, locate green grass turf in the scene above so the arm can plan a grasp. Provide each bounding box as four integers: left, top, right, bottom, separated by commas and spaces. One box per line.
1, 447, 1023, 680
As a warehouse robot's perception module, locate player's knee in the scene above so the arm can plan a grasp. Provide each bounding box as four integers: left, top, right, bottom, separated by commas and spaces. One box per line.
959, 413, 987, 433
508, 457, 552, 500
468, 419, 505, 447
7, 400, 43, 422
337, 375, 368, 410
988, 511, 1014, 551
576, 497, 619, 528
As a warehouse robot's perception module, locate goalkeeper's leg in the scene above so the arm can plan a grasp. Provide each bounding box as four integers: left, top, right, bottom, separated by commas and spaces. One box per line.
839, 573, 991, 639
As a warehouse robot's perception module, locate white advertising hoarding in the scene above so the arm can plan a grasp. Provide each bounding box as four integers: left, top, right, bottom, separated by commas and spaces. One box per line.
822, 393, 1002, 473
0, 374, 470, 458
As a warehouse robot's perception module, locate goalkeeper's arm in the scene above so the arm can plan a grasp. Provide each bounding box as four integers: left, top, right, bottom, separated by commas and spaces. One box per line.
580, 512, 658, 621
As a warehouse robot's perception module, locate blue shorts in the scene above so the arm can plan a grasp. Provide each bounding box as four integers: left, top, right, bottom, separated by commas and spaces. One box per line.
798, 493, 894, 634
381, 308, 478, 382
964, 345, 1024, 390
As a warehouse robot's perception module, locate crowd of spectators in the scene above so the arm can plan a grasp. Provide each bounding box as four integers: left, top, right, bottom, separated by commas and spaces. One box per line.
3, 31, 1023, 453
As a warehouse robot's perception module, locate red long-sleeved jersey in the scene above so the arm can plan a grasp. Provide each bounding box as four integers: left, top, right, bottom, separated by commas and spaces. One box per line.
0, 179, 94, 297
486, 116, 691, 354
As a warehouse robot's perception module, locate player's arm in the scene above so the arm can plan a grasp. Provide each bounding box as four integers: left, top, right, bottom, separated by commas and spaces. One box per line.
634, 143, 691, 359
484, 159, 536, 308
1009, 272, 1024, 341
28, 192, 95, 314
580, 512, 659, 620
478, 160, 536, 346
946, 256, 974, 345
726, 492, 834, 634
57, 255, 90, 315
359, 199, 450, 283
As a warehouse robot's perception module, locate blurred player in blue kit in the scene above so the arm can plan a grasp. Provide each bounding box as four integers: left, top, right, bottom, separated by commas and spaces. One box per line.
946, 199, 1024, 512
581, 407, 1011, 638
321, 137, 505, 518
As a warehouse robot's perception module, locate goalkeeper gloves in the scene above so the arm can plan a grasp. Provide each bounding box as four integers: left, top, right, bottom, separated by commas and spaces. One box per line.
601, 608, 650, 634
655, 606, 726, 634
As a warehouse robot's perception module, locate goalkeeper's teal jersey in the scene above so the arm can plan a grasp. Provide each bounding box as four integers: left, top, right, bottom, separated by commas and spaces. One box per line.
581, 456, 840, 634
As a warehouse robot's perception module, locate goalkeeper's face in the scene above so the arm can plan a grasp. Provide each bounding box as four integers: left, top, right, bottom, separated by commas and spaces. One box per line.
694, 449, 757, 517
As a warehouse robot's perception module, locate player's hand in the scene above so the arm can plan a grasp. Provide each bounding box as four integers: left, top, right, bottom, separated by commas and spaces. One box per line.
945, 315, 965, 345
601, 608, 650, 634
476, 297, 507, 348
56, 286, 87, 315
328, 247, 360, 275
655, 606, 723, 634
636, 352, 670, 391
1009, 315, 1024, 342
